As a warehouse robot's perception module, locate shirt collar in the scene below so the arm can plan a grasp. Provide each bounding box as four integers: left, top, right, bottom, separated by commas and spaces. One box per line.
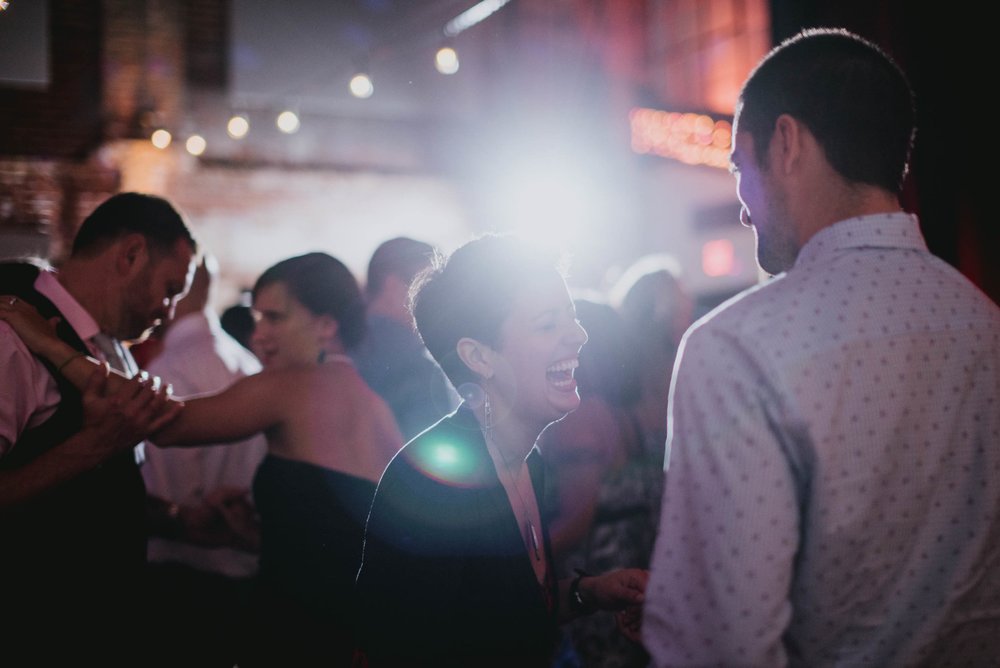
795, 212, 927, 269
34, 268, 101, 343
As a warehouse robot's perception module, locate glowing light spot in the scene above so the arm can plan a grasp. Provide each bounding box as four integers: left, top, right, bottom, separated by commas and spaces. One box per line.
410, 440, 481, 487
227, 115, 249, 139
435, 47, 459, 74
350, 73, 374, 99
185, 134, 207, 156
702, 239, 736, 277
628, 106, 732, 169
150, 129, 172, 149
276, 110, 300, 134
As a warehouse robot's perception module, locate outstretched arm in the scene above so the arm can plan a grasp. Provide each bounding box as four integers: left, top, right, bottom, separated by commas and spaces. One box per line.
0, 294, 284, 448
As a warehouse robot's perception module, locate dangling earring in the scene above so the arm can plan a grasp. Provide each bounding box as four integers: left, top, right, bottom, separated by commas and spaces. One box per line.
483, 386, 493, 443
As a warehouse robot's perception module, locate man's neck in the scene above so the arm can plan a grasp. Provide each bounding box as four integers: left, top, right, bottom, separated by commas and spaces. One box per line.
56, 259, 112, 334
797, 182, 903, 250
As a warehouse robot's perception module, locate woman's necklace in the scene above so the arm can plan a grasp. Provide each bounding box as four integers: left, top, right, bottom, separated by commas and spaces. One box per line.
491, 436, 543, 562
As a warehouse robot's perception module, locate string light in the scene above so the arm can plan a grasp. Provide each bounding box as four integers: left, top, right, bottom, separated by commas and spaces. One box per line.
276, 110, 300, 133
227, 114, 250, 139
435, 46, 459, 74
150, 129, 172, 149
349, 73, 374, 98
185, 134, 207, 156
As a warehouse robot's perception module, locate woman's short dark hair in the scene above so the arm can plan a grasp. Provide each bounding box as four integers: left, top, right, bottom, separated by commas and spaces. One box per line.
253, 252, 366, 350
410, 234, 566, 389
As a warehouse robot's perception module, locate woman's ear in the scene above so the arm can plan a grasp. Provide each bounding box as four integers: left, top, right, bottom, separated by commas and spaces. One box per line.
456, 336, 494, 380
316, 314, 339, 348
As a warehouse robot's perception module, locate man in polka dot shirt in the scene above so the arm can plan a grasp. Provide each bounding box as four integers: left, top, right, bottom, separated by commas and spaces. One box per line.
642, 28, 1000, 667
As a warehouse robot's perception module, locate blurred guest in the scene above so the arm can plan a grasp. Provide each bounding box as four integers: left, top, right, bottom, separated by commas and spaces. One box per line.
609, 254, 692, 457
643, 28, 1000, 666
0, 192, 191, 662
542, 298, 653, 668
221, 298, 255, 352
356, 234, 648, 667
351, 236, 459, 440
142, 254, 268, 667
2, 252, 403, 667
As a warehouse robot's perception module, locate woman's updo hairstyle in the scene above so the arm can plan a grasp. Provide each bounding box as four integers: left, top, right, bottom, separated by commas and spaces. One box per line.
253, 251, 367, 350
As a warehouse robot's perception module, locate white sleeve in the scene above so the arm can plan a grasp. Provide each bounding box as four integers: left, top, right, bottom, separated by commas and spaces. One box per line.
643, 324, 799, 668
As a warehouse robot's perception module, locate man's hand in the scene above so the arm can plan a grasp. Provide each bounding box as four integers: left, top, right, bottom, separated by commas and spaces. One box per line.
78, 365, 183, 457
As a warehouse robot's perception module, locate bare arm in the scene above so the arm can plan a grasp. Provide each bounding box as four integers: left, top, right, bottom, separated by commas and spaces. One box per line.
0, 296, 285, 447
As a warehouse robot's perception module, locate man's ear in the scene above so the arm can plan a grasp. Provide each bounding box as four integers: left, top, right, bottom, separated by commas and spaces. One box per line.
772, 113, 804, 175
115, 233, 149, 278
456, 336, 495, 380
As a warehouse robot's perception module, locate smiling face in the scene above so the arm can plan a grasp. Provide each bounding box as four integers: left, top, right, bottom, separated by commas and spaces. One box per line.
251, 281, 334, 369
486, 269, 589, 431
730, 119, 799, 275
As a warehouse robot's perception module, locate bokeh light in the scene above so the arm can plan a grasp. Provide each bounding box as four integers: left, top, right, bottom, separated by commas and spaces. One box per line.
349, 73, 374, 99
435, 47, 459, 75
185, 134, 207, 156
227, 114, 250, 139
276, 110, 300, 134
150, 128, 172, 149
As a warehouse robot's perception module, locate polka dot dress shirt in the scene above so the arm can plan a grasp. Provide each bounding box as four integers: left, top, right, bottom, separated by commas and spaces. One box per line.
643, 213, 1000, 667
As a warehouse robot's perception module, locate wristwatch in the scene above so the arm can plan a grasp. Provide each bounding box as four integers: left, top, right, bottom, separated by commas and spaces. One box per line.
569, 570, 595, 614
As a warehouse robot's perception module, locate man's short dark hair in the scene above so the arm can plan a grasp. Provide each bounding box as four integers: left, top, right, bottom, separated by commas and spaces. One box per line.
736, 27, 916, 194
365, 237, 436, 299
71, 192, 197, 257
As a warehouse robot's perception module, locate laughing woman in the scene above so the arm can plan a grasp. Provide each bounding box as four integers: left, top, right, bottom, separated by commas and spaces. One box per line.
354, 235, 648, 667
1, 252, 403, 667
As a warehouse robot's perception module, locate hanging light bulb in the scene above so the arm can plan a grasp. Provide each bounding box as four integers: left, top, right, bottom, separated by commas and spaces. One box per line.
349, 73, 374, 99
435, 46, 459, 74
276, 110, 300, 134
150, 129, 172, 149
227, 114, 250, 139
185, 134, 207, 156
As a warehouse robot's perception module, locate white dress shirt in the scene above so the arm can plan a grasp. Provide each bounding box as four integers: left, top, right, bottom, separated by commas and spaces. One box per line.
143, 309, 268, 578
643, 213, 1000, 667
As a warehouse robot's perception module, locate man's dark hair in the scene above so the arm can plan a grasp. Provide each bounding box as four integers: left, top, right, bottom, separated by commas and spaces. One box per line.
71, 192, 197, 257
736, 27, 916, 194
253, 252, 367, 350
365, 237, 436, 299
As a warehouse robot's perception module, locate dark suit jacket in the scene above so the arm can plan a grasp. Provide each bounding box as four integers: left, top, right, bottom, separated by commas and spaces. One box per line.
356, 403, 559, 667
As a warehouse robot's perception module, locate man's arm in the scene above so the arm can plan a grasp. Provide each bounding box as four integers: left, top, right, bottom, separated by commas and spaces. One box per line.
642, 325, 800, 667
0, 366, 181, 511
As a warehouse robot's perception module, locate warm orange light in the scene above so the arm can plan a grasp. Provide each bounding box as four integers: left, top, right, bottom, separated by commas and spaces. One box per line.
629, 107, 732, 169
702, 239, 736, 277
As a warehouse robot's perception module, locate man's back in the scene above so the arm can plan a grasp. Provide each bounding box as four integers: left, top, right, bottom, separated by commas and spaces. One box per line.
352, 313, 458, 441
648, 214, 1000, 666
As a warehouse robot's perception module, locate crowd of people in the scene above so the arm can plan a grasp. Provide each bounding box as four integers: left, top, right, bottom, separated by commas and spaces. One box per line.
1, 27, 998, 668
